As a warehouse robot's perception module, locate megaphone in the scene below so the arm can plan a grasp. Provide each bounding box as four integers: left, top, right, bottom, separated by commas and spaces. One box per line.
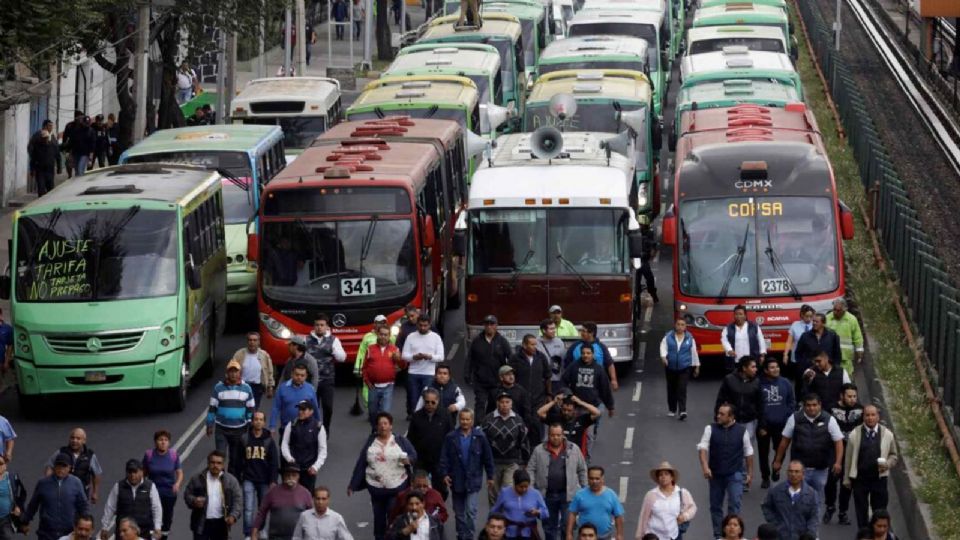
620, 109, 646, 135
600, 130, 633, 158
530, 126, 564, 160
548, 93, 578, 120
465, 130, 490, 160
480, 103, 514, 134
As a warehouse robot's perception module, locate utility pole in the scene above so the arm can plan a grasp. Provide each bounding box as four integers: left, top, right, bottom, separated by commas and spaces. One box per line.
226, 33, 237, 121
284, 7, 293, 75
296, 0, 307, 75
133, 1, 150, 143
364, 0, 374, 68
215, 29, 226, 124
258, 8, 266, 79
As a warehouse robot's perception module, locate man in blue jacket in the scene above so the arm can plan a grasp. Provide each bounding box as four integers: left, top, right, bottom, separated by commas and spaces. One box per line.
758, 357, 795, 489
439, 409, 495, 540
563, 323, 618, 391
761, 460, 819, 539
270, 363, 321, 432
21, 453, 89, 539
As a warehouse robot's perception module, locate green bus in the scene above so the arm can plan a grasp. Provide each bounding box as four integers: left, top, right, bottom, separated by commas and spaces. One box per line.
669, 78, 802, 150
418, 13, 526, 114
699, 0, 787, 11
477, 0, 549, 81
579, 0, 681, 60
692, 4, 792, 51
387, 43, 505, 106
567, 9, 671, 86
347, 75, 483, 134
2, 164, 226, 412
119, 125, 285, 306
679, 48, 803, 98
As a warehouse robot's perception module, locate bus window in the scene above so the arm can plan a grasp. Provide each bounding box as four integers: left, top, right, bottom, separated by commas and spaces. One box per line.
259, 154, 269, 184
493, 70, 504, 106
471, 106, 481, 135
214, 193, 225, 249
514, 40, 525, 74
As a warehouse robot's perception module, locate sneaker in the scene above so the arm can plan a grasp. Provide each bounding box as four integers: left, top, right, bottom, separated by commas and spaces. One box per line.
838, 513, 851, 525
823, 507, 835, 524
667, 410, 676, 417
761, 478, 770, 489
679, 411, 687, 421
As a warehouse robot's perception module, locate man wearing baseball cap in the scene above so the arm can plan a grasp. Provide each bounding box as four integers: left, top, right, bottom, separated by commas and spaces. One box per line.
467, 315, 513, 417
206, 360, 255, 477
99, 459, 161, 540
20, 452, 88, 538
548, 306, 578, 338
353, 314, 395, 377
280, 401, 327, 493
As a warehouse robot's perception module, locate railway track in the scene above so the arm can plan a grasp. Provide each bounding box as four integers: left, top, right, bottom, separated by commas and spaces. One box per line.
847, 0, 960, 177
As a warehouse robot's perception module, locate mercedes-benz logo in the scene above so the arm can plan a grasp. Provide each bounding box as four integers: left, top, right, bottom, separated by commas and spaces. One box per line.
332, 314, 347, 328
86, 337, 103, 352
755, 316, 765, 325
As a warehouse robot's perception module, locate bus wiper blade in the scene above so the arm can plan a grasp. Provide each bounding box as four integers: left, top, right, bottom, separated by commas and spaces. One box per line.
507, 249, 535, 290
764, 228, 802, 300
555, 253, 596, 292
716, 222, 750, 304
28, 207, 63, 264
217, 168, 249, 192
359, 215, 379, 276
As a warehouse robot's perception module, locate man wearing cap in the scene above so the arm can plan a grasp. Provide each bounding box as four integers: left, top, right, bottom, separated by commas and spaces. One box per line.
99, 460, 162, 540
281, 400, 328, 493
467, 315, 513, 417
250, 464, 313, 540
481, 392, 528, 505
206, 360, 255, 478
361, 324, 404, 428
306, 314, 346, 435
493, 365, 531, 419
231, 332, 274, 409
270, 362, 321, 432
547, 306, 578, 338
279, 335, 320, 390
21, 453, 89, 539
402, 315, 445, 421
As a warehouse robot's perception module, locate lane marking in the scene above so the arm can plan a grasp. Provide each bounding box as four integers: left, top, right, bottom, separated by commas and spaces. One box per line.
174, 409, 208, 452
446, 342, 460, 361
624, 427, 634, 450
180, 424, 208, 463
618, 476, 628, 503
632, 382, 642, 402
636, 342, 646, 363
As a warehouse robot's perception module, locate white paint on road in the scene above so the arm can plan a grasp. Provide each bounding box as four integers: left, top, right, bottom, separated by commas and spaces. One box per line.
632, 382, 642, 402
618, 476, 628, 503
446, 342, 460, 361
636, 342, 646, 363
180, 423, 208, 463
624, 427, 634, 450
174, 409, 208, 453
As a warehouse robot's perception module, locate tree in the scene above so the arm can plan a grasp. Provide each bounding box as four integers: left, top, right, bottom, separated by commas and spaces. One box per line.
376, 0, 392, 60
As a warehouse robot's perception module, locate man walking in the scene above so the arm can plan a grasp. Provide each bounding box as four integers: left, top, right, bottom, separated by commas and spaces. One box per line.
176, 62, 198, 104
28, 126, 61, 196
537, 319, 568, 385
402, 315, 445, 421
547, 306, 578, 338
250, 464, 313, 539
481, 392, 528, 505
761, 460, 819, 540
720, 305, 766, 371
824, 383, 863, 525
715, 355, 764, 483
637, 223, 659, 303
60, 514, 95, 540
279, 337, 319, 389
206, 360, 255, 477
439, 409, 495, 540
415, 364, 466, 423
44, 428, 102, 503
793, 315, 842, 390
493, 365, 531, 419
758, 358, 795, 489
98, 460, 162, 540
697, 403, 754, 540
843, 405, 897, 528
307, 315, 346, 435
561, 347, 615, 459
361, 325, 403, 427
565, 466, 624, 540
232, 332, 274, 409
0, 456, 25, 539
509, 334, 552, 410
183, 451, 242, 540
527, 424, 587, 540
395, 305, 420, 354
69, 116, 95, 177
388, 471, 448, 525
353, 314, 394, 378
281, 400, 328, 493
563, 323, 618, 391
659, 317, 699, 419
270, 362, 321, 432
825, 298, 864, 376
772, 393, 845, 519
239, 411, 279, 539
292, 486, 353, 540
466, 315, 513, 416
21, 453, 89, 540
407, 388, 453, 500
802, 350, 851, 409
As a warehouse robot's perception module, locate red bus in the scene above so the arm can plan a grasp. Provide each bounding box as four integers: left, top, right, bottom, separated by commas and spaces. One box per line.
662, 104, 855, 356
249, 118, 469, 366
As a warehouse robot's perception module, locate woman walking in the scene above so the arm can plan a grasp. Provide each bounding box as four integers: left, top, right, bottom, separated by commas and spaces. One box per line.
659, 319, 700, 420
636, 462, 696, 540
490, 469, 548, 539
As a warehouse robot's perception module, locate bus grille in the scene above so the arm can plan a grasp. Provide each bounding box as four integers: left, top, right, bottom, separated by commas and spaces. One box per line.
43, 331, 146, 354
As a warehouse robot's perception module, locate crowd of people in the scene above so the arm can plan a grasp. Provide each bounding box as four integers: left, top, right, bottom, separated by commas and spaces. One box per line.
26, 112, 121, 196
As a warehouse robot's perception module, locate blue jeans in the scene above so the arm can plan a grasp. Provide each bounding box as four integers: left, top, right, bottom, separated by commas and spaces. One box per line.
368, 384, 394, 427
805, 467, 829, 516
177, 87, 192, 104
242, 480, 270, 535
452, 490, 479, 540
709, 471, 744, 538
74, 154, 89, 176
543, 493, 568, 540
406, 374, 433, 415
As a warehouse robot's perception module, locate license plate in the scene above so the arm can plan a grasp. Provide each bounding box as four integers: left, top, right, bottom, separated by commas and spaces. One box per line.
760, 278, 791, 295
340, 277, 376, 297
84, 370, 107, 382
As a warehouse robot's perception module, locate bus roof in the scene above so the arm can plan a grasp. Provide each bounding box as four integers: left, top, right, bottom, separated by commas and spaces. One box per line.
681, 48, 795, 79
700, 0, 787, 9
481, 2, 545, 19
581, 0, 666, 13
470, 167, 632, 208
677, 103, 824, 148
686, 25, 787, 43
422, 14, 523, 40
693, 3, 787, 24
121, 125, 283, 158
23, 164, 221, 210
540, 35, 649, 62
398, 42, 501, 56
676, 79, 801, 108
481, 131, 634, 172
350, 75, 480, 110
312, 118, 463, 149
570, 9, 664, 25
528, 70, 652, 103
386, 47, 501, 76
231, 77, 341, 114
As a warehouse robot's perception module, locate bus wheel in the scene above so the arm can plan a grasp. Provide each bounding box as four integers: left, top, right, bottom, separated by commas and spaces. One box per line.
164, 360, 190, 412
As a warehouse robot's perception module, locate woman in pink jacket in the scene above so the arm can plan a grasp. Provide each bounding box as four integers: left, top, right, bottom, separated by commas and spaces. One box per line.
635, 462, 697, 540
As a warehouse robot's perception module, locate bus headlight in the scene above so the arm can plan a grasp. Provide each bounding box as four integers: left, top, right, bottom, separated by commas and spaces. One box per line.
158, 319, 178, 350
638, 184, 649, 208
15, 326, 31, 358
259, 313, 293, 340
608, 347, 619, 358
695, 317, 708, 328
602, 329, 618, 338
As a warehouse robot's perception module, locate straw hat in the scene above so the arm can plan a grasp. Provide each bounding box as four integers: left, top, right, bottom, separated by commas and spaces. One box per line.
649, 461, 679, 483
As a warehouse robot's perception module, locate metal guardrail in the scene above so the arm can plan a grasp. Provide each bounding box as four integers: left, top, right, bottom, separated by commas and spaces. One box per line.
795, 0, 960, 439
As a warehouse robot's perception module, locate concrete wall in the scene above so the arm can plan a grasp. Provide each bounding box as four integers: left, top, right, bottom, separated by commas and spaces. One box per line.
0, 103, 32, 206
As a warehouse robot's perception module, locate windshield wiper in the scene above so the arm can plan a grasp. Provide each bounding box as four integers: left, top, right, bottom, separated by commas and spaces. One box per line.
507, 249, 535, 291
92, 205, 141, 300
27, 207, 63, 265
359, 215, 379, 277
555, 253, 596, 292
716, 223, 750, 303
764, 228, 802, 300
217, 168, 253, 209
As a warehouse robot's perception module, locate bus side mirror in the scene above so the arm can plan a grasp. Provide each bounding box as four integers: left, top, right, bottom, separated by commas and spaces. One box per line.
652, 121, 663, 152
186, 258, 202, 290
0, 276, 9, 301
453, 229, 466, 257
422, 215, 436, 249
662, 207, 677, 246
247, 233, 259, 263
839, 201, 855, 240
628, 232, 644, 258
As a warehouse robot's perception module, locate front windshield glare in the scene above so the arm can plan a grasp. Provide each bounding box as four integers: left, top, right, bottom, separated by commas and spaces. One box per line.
678, 197, 839, 297
16, 209, 178, 302
261, 219, 416, 305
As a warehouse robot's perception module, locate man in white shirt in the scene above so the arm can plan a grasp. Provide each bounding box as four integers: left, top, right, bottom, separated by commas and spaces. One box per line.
232, 332, 274, 409
401, 315, 445, 420
176, 62, 197, 105
184, 450, 242, 540
293, 486, 353, 540
721, 304, 767, 371
697, 403, 754, 539
58, 514, 95, 540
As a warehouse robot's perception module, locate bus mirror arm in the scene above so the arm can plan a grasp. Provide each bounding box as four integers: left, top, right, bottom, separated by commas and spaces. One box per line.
421, 215, 436, 249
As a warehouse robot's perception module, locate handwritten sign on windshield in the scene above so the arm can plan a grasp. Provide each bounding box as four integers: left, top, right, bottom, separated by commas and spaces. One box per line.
24, 239, 93, 300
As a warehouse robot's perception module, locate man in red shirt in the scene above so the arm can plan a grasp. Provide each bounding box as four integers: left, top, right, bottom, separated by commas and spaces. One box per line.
361, 325, 404, 428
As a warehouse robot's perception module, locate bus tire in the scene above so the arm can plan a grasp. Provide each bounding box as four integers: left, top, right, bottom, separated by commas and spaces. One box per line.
164, 359, 190, 412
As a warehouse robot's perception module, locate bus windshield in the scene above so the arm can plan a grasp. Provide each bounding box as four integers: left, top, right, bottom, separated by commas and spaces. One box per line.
525, 102, 645, 134
678, 197, 839, 298
469, 208, 629, 275
260, 219, 417, 305
222, 179, 254, 225
241, 117, 326, 149
124, 150, 251, 178
540, 60, 648, 76
568, 22, 657, 44
15, 208, 179, 302
689, 37, 785, 54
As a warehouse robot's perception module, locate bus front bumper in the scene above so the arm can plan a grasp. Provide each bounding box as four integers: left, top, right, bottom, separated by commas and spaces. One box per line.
227, 268, 257, 305
15, 349, 183, 395
466, 324, 635, 363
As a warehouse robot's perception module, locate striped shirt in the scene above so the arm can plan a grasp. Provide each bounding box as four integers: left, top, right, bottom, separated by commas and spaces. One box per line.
207, 381, 255, 429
